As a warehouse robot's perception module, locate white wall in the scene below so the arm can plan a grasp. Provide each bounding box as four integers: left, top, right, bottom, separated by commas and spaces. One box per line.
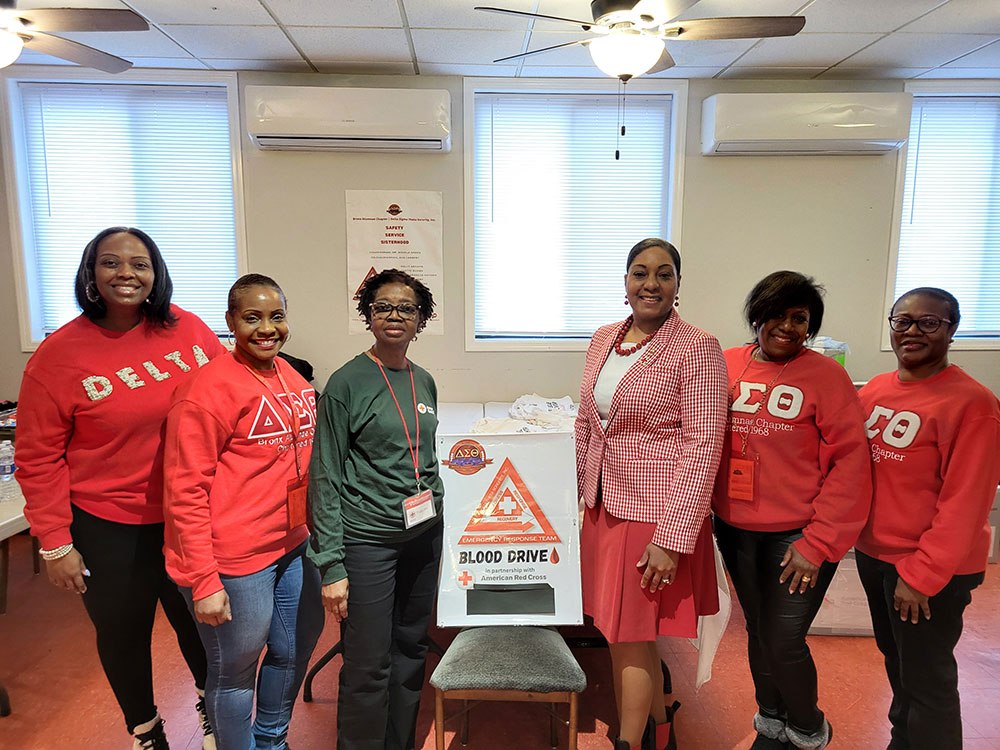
1, 71, 996, 403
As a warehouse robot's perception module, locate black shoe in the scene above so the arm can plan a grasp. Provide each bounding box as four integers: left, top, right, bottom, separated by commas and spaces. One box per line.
133, 718, 169, 750
750, 734, 791, 749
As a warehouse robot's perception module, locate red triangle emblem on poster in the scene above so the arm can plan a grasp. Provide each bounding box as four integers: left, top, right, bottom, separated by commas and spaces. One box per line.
458, 457, 561, 545
353, 267, 378, 300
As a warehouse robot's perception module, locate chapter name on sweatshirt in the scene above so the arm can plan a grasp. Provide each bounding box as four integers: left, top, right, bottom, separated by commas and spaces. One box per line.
81, 345, 211, 401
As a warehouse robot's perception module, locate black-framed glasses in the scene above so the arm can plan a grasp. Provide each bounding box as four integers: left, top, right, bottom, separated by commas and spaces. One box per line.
888, 315, 952, 334
371, 301, 419, 320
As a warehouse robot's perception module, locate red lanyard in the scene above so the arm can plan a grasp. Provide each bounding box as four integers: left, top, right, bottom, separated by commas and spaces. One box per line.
236, 352, 302, 480
369, 349, 421, 491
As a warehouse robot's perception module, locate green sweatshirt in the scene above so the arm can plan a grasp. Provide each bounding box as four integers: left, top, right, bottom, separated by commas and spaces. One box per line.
306, 353, 444, 584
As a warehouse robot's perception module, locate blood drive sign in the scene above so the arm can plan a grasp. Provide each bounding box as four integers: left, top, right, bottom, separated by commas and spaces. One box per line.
436, 432, 582, 627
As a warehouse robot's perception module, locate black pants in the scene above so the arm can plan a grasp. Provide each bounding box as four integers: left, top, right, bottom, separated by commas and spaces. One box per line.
338, 522, 443, 750
714, 517, 837, 734
71, 505, 208, 732
856, 550, 982, 750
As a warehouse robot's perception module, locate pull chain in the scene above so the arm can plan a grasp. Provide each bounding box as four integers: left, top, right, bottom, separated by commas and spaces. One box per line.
615, 77, 629, 160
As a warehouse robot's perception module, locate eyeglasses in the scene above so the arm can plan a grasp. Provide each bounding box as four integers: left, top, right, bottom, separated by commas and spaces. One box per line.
887, 315, 952, 334
371, 301, 419, 320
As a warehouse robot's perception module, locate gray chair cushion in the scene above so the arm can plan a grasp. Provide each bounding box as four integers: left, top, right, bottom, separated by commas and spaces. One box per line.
430, 626, 587, 693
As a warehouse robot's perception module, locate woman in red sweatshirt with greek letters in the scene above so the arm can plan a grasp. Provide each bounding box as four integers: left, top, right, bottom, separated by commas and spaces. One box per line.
163, 274, 324, 750
856, 287, 1000, 750
712, 271, 871, 750
15, 227, 223, 750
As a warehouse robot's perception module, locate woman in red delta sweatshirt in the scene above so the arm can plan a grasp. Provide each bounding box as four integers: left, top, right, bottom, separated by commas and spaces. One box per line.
163, 273, 323, 750
857, 287, 1000, 750
15, 227, 224, 750
712, 272, 871, 750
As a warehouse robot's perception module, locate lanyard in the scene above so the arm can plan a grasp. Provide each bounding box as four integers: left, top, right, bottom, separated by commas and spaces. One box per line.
729, 346, 795, 457
369, 348, 421, 492
235, 352, 302, 480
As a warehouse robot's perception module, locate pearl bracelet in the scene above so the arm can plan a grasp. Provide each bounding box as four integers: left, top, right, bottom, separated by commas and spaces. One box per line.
39, 543, 74, 561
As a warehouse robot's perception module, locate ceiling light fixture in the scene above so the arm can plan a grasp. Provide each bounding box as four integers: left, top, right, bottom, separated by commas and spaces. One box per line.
0, 29, 24, 68
588, 29, 663, 80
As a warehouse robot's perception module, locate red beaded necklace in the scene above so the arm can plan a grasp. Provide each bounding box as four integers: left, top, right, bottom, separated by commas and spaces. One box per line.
613, 316, 658, 356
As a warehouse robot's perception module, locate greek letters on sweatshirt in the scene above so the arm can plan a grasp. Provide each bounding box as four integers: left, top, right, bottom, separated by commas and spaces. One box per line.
857, 365, 1000, 596
163, 353, 316, 599
15, 307, 225, 549
712, 346, 872, 565
306, 354, 444, 585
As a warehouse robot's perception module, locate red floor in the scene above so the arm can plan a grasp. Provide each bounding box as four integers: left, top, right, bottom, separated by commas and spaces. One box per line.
1, 531, 998, 749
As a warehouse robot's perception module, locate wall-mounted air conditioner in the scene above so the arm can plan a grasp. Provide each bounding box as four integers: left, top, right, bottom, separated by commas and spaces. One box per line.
245, 85, 451, 153
701, 92, 913, 156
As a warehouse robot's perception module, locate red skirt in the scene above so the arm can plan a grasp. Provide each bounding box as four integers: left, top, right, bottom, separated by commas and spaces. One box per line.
581, 502, 719, 644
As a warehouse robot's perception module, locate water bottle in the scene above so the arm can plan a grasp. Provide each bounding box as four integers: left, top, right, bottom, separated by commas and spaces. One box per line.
0, 440, 17, 501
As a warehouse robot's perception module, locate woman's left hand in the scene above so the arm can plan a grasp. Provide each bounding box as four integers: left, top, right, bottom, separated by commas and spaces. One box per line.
779, 544, 820, 595
637, 543, 680, 591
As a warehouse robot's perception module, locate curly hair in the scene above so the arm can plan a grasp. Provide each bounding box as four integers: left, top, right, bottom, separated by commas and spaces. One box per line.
356, 268, 434, 333
744, 270, 825, 340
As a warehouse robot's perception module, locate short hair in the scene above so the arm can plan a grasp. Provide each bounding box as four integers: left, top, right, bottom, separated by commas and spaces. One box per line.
74, 227, 177, 327
356, 268, 434, 333
744, 271, 825, 339
228, 273, 286, 312
626, 238, 681, 276
892, 287, 961, 328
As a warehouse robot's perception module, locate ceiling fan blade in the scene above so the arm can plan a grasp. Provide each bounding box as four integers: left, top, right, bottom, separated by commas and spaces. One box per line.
23, 31, 133, 73
475, 6, 596, 30
661, 16, 805, 41
494, 38, 590, 63
647, 46, 675, 73
12, 8, 148, 33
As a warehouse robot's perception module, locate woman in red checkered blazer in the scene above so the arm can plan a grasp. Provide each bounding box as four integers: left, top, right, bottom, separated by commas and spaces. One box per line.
575, 238, 728, 750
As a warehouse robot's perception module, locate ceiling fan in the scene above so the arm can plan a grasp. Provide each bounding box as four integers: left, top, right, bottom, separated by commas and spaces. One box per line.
0, 1, 149, 73
476, 0, 806, 79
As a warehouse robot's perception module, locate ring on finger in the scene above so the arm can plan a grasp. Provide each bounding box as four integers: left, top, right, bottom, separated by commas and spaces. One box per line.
801, 575, 812, 582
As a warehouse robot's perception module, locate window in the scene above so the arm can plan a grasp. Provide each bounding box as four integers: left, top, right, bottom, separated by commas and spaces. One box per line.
889, 83, 1000, 344
465, 79, 686, 350
3, 71, 245, 346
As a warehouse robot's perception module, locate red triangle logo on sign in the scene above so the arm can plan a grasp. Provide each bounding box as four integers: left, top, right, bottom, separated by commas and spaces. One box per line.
353, 267, 378, 300
458, 457, 561, 545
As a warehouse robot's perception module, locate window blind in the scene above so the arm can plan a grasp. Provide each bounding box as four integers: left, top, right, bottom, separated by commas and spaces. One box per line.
473, 92, 672, 339
895, 96, 1000, 338
17, 82, 238, 335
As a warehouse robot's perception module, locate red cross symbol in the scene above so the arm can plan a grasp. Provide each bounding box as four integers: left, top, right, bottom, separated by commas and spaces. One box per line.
458, 571, 473, 587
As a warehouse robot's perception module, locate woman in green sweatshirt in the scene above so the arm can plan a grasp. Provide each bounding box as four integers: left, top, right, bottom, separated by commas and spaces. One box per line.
307, 268, 443, 750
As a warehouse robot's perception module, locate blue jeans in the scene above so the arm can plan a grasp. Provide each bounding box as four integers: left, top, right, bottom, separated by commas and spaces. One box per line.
856, 550, 983, 750
714, 517, 838, 734
183, 541, 324, 750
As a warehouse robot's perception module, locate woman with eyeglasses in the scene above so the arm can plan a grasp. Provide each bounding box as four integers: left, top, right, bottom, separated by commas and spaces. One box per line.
307, 268, 444, 750
856, 287, 1000, 750
711, 271, 871, 750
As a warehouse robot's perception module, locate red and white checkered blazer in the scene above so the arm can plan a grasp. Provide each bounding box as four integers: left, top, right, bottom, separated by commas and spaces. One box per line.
575, 313, 728, 554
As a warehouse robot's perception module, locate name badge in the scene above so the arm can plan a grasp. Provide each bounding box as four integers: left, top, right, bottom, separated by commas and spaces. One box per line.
727, 456, 755, 503
287, 473, 309, 529
403, 489, 436, 529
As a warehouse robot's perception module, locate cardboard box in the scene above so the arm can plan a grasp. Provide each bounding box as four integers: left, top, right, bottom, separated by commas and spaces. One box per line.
808, 549, 874, 637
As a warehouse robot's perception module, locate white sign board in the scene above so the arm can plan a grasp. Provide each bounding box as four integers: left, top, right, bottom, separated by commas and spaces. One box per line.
345, 189, 443, 335
436, 432, 582, 627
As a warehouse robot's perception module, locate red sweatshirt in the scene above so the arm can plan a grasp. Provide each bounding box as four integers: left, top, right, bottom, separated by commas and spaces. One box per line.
15, 308, 224, 549
856, 366, 1000, 596
712, 346, 872, 565
163, 352, 316, 599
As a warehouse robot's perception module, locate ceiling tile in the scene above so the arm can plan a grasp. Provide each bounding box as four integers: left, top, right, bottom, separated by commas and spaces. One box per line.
673, 0, 804, 21
289, 27, 411, 62
206, 58, 313, 72
521, 31, 594, 65
647, 65, 725, 77
11, 51, 75, 65
718, 66, 826, 78
53, 28, 189, 57
419, 62, 519, 75
944, 38, 1000, 66
817, 66, 931, 78
902, 0, 1000, 34
664, 38, 759, 67
127, 0, 273, 26
130, 57, 210, 69
312, 61, 416, 75
163, 24, 299, 59
517, 65, 606, 77
799, 0, 946, 33
532, 0, 607, 30
411, 28, 528, 64
13, 0, 128, 9
265, 0, 403, 27
841, 32, 998, 67
405, 0, 536, 30
917, 66, 1000, 77
735, 32, 883, 67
